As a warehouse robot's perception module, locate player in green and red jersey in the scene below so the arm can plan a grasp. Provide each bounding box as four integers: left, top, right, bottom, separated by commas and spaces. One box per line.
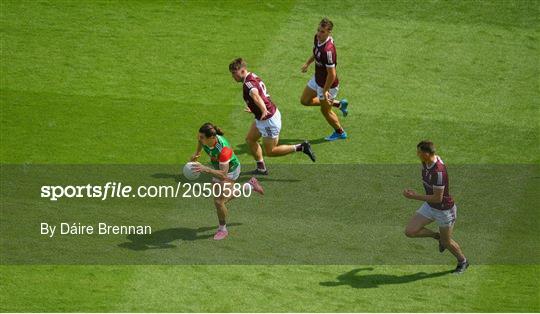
190, 122, 263, 240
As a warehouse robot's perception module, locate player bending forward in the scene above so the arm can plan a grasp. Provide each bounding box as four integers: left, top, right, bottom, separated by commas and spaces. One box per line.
190, 123, 264, 240
403, 140, 469, 274
229, 58, 316, 175
300, 18, 349, 141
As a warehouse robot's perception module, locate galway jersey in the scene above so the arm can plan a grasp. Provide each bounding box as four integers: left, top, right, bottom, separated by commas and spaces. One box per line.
243, 72, 277, 121
313, 35, 339, 88
421, 156, 455, 210
202, 135, 240, 172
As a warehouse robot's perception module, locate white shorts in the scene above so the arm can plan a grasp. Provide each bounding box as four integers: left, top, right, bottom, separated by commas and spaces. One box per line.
307, 75, 339, 100
255, 109, 281, 139
212, 165, 241, 183
416, 202, 457, 227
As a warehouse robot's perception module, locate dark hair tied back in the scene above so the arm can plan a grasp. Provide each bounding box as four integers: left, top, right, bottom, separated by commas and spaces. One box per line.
199, 123, 224, 138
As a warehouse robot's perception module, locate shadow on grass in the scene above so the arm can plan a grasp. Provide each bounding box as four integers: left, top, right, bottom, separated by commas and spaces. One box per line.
235, 137, 328, 156
237, 171, 302, 182
320, 267, 452, 289
151, 173, 182, 182
118, 223, 242, 250
151, 172, 301, 183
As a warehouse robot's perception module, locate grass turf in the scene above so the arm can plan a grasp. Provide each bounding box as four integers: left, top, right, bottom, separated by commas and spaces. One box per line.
1, 0, 539, 312
2, 265, 539, 312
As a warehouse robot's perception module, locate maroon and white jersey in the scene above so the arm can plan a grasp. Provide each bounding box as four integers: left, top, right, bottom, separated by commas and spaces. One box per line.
242, 72, 277, 121
313, 35, 339, 88
421, 156, 455, 210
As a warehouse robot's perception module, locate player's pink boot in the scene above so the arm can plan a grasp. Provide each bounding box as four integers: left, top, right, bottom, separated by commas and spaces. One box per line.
213, 229, 228, 240
248, 177, 264, 195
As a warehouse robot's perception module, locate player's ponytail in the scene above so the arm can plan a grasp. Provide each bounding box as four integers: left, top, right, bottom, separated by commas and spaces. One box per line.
199, 123, 224, 138
213, 126, 224, 136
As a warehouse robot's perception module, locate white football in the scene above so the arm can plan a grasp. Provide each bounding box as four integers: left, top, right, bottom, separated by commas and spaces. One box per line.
183, 162, 201, 180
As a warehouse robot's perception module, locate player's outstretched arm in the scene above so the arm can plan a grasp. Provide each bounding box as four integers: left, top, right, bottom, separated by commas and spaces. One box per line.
192, 163, 229, 181
190, 141, 202, 161
301, 55, 315, 73
403, 188, 444, 203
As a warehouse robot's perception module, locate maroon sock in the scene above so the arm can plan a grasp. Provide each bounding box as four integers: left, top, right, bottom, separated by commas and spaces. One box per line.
332, 100, 341, 108
335, 128, 344, 134
256, 160, 266, 170
295, 144, 303, 152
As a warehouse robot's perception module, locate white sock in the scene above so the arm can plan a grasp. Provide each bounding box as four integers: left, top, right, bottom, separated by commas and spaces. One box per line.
218, 224, 227, 231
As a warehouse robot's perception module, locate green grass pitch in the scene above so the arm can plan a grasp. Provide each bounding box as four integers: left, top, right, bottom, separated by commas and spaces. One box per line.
1, 0, 539, 312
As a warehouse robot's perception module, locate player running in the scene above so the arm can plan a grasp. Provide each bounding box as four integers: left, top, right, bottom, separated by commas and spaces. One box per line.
229, 58, 316, 175
190, 122, 264, 240
402, 140, 469, 274
300, 18, 349, 141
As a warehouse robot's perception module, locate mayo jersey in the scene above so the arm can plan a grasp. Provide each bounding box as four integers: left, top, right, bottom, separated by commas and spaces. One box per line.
202, 135, 240, 172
